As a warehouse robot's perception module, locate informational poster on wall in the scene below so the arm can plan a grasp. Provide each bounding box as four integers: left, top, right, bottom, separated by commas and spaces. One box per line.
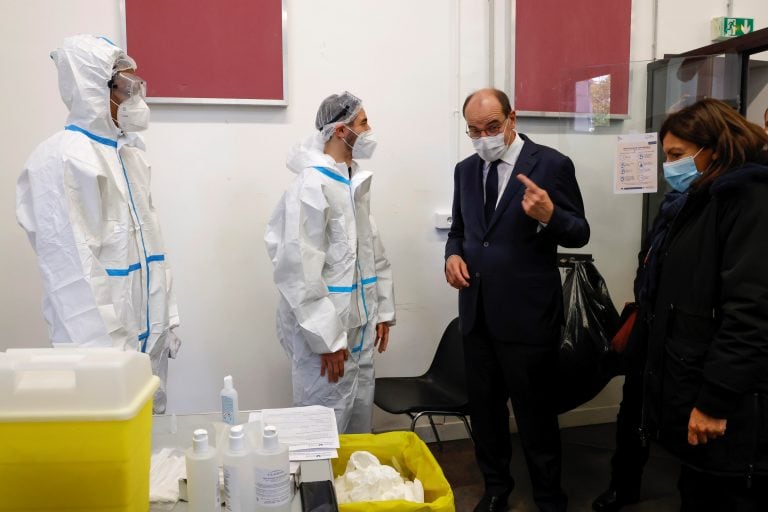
614, 133, 658, 194
123, 0, 286, 105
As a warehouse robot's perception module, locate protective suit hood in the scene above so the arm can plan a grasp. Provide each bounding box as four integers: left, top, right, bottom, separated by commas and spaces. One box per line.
51, 35, 131, 140
286, 133, 337, 174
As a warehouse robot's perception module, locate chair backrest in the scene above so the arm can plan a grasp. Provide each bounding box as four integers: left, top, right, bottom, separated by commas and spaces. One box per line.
425, 317, 466, 391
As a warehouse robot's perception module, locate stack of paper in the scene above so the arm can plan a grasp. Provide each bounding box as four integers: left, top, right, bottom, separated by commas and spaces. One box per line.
248, 405, 339, 462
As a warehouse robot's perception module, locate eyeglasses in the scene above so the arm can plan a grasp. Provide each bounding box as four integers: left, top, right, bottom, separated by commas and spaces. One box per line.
466, 118, 508, 139
108, 72, 146, 100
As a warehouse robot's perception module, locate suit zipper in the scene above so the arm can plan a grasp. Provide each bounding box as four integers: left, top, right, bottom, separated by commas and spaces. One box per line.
746, 392, 760, 489
640, 304, 676, 446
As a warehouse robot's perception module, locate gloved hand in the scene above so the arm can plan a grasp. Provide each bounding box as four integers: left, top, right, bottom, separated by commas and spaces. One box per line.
167, 328, 181, 359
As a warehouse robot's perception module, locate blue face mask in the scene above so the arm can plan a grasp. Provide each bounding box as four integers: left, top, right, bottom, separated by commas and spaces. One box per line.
662, 147, 703, 192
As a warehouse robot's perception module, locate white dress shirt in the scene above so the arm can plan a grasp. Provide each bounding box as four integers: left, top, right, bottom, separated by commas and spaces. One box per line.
482, 131, 525, 206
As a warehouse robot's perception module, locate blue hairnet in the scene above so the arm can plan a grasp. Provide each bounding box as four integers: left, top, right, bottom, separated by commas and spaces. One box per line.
315, 91, 362, 142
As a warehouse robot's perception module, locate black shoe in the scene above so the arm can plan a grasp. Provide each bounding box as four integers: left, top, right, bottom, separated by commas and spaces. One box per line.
474, 483, 514, 512
592, 487, 640, 512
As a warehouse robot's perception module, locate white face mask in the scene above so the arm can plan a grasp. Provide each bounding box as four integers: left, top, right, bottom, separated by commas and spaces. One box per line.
344, 127, 378, 159
472, 132, 509, 162
114, 95, 150, 132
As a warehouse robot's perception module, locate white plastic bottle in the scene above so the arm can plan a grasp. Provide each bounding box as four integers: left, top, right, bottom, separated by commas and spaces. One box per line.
253, 425, 291, 512
222, 425, 255, 512
220, 375, 239, 425
185, 429, 221, 512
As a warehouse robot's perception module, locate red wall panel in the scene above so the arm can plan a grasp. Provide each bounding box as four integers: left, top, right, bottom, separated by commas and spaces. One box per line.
515, 0, 631, 115
125, 0, 284, 101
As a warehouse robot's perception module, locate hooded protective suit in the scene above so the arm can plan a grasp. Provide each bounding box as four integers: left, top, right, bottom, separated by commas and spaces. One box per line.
265, 134, 395, 433
16, 35, 180, 413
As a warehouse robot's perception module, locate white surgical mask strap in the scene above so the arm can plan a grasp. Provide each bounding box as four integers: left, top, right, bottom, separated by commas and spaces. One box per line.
340, 126, 353, 150
110, 98, 120, 127
676, 147, 704, 169
342, 125, 363, 151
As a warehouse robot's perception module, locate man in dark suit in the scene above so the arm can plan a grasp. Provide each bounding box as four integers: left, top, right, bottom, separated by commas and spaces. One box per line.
445, 88, 590, 512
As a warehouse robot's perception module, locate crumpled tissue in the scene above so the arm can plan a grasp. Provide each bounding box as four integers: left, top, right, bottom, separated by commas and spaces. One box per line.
150, 448, 186, 506
334, 451, 424, 504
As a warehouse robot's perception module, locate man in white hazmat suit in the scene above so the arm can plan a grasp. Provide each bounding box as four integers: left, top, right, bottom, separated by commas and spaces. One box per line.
16, 35, 180, 414
265, 92, 396, 433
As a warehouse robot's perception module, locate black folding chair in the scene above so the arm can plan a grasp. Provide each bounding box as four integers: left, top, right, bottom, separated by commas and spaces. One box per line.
374, 318, 472, 449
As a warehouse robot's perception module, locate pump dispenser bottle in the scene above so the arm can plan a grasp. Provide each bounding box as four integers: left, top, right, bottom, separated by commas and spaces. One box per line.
253, 425, 291, 512
185, 429, 221, 511
222, 425, 255, 512
220, 375, 239, 425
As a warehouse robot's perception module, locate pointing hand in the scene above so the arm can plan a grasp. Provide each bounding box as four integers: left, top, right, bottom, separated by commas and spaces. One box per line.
517, 174, 554, 223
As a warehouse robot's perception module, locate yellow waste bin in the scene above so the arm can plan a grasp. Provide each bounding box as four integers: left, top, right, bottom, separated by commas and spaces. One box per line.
332, 431, 455, 512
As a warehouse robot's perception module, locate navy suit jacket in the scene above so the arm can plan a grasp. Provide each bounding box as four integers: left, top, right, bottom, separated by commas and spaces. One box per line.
445, 133, 590, 344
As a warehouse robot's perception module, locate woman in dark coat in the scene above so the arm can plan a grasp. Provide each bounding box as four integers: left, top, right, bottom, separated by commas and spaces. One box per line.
643, 98, 768, 511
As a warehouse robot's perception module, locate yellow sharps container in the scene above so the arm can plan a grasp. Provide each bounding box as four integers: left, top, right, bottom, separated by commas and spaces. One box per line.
0, 348, 159, 511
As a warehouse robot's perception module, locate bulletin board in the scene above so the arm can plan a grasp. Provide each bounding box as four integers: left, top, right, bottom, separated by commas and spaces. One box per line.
514, 0, 631, 117
122, 0, 287, 105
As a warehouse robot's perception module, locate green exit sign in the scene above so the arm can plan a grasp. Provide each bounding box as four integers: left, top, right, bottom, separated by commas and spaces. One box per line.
711, 17, 755, 41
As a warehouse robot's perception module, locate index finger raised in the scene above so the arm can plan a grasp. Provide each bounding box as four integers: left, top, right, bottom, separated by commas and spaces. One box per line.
516, 173, 541, 191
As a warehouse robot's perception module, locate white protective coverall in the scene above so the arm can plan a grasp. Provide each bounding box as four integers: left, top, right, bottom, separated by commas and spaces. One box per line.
265, 134, 395, 433
16, 35, 180, 413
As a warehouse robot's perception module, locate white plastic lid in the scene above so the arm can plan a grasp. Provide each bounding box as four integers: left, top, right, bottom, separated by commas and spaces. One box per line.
229, 424, 246, 452
262, 425, 279, 452
192, 429, 209, 454
0, 347, 159, 422
223, 375, 233, 390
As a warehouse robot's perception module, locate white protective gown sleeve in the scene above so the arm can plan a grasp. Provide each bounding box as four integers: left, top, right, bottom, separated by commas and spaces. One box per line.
266, 182, 348, 355
369, 214, 395, 326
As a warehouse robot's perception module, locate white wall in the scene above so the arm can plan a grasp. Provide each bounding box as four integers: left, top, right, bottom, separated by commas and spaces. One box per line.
1, 1, 766, 433
657, 0, 767, 57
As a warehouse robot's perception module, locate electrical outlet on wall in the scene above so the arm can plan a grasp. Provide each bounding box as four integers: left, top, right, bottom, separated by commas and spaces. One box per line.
434, 212, 453, 230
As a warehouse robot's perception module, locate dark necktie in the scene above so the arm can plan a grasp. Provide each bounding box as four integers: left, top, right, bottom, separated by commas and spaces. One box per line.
484, 160, 500, 224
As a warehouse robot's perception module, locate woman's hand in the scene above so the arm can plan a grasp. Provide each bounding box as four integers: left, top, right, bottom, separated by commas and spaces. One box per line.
687, 407, 727, 445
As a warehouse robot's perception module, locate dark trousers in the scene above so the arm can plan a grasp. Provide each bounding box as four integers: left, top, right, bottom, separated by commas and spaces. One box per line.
609, 370, 650, 493
464, 307, 567, 512
678, 465, 768, 512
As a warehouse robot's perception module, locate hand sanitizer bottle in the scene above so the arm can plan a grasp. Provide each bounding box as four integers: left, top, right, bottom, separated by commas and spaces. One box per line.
220, 375, 239, 425
253, 425, 291, 512
185, 429, 221, 512
222, 425, 255, 512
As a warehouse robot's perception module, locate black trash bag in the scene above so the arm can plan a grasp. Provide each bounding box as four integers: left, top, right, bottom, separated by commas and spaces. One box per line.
556, 258, 620, 413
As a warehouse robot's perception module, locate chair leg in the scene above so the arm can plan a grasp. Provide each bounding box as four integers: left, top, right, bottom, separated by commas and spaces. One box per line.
409, 412, 444, 448
427, 415, 443, 451
409, 412, 423, 432
459, 415, 474, 445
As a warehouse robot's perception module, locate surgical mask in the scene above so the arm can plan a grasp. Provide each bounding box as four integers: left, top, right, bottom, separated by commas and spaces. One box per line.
662, 147, 703, 192
112, 95, 150, 132
472, 130, 509, 162
345, 128, 378, 159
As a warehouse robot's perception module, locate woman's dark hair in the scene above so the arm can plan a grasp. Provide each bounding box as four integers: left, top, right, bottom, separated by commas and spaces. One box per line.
659, 98, 768, 189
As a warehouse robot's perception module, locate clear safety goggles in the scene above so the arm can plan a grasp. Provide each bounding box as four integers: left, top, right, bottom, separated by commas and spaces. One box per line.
108, 71, 147, 100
